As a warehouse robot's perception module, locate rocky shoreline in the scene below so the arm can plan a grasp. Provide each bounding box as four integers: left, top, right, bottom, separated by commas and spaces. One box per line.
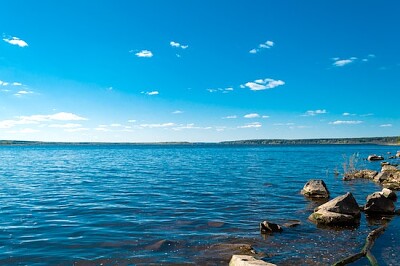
228, 151, 400, 266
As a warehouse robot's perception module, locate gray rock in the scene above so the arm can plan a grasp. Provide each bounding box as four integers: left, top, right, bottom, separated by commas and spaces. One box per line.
396, 151, 400, 158
364, 192, 395, 214
259, 221, 282, 233
229, 255, 276, 266
301, 179, 330, 198
309, 192, 361, 226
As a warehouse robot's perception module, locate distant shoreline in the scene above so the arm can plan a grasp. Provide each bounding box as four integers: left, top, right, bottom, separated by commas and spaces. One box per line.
0, 136, 399, 146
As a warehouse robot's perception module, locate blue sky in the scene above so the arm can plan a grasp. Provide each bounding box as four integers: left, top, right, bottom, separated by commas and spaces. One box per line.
1, 0, 399, 142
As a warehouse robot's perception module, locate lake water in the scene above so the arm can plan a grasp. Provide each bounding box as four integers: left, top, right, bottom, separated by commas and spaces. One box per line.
0, 144, 399, 265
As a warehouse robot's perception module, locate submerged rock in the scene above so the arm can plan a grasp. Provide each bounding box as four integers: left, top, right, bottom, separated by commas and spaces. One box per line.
364, 191, 395, 214
309, 192, 360, 226
259, 221, 283, 233
301, 179, 330, 198
229, 255, 276, 266
368, 155, 384, 161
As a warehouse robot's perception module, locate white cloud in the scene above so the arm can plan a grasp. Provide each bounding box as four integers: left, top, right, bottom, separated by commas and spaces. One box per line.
302, 109, 327, 116
332, 57, 356, 67
329, 120, 363, 125
242, 78, 285, 91
379, 124, 392, 127
222, 115, 237, 119
274, 123, 295, 126
110, 123, 122, 127
0, 112, 88, 129
170, 41, 188, 49
134, 50, 153, 58
172, 123, 212, 131
64, 128, 90, 132
172, 110, 183, 114
3, 36, 28, 47
249, 40, 274, 54
48, 123, 82, 128
238, 122, 262, 128
12, 82, 22, 86
14, 90, 33, 96
207, 87, 234, 93
262, 115, 270, 119
244, 113, 260, 119
142, 91, 159, 95
139, 122, 176, 128
128, 119, 137, 123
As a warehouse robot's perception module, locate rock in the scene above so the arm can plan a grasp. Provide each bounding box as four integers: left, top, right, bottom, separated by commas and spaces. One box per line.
364, 192, 395, 214
259, 221, 282, 233
229, 255, 276, 266
396, 151, 400, 158
282, 220, 301, 228
309, 192, 361, 226
381, 188, 397, 201
368, 155, 384, 161
381, 161, 390, 166
301, 179, 330, 198
381, 165, 398, 172
343, 169, 378, 180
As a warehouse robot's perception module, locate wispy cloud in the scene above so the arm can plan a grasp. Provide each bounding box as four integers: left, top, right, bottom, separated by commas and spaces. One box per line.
170, 41, 188, 49
333, 58, 355, 67
238, 122, 262, 128
139, 122, 175, 128
302, 109, 327, 116
244, 113, 260, 119
242, 78, 285, 91
0, 112, 87, 129
274, 123, 295, 126
249, 40, 274, 54
172, 123, 212, 131
131, 50, 153, 58
342, 112, 356, 116
141, 91, 159, 96
379, 124, 392, 127
172, 110, 183, 114
329, 120, 363, 125
222, 115, 237, 119
14, 90, 33, 97
207, 87, 234, 93
48, 123, 82, 128
3, 36, 28, 47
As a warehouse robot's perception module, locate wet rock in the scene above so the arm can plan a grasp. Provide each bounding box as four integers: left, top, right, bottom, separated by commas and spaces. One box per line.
381, 161, 390, 166
282, 220, 301, 228
259, 221, 283, 233
364, 192, 395, 214
301, 179, 330, 198
343, 169, 378, 180
381, 188, 397, 201
229, 255, 276, 266
396, 151, 400, 158
309, 192, 361, 226
368, 154, 384, 161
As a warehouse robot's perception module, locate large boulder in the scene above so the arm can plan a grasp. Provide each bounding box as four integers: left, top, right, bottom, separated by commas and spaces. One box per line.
309, 192, 361, 226
301, 179, 330, 198
364, 191, 395, 214
381, 188, 397, 201
381, 165, 398, 172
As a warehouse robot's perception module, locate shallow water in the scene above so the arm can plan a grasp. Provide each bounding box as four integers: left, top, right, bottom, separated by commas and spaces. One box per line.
0, 144, 399, 265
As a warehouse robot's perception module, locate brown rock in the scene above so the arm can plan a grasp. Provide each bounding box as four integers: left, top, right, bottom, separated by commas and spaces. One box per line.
364, 192, 395, 214
301, 179, 330, 198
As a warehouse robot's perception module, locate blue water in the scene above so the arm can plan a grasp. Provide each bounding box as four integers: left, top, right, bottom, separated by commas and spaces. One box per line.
0, 144, 399, 265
